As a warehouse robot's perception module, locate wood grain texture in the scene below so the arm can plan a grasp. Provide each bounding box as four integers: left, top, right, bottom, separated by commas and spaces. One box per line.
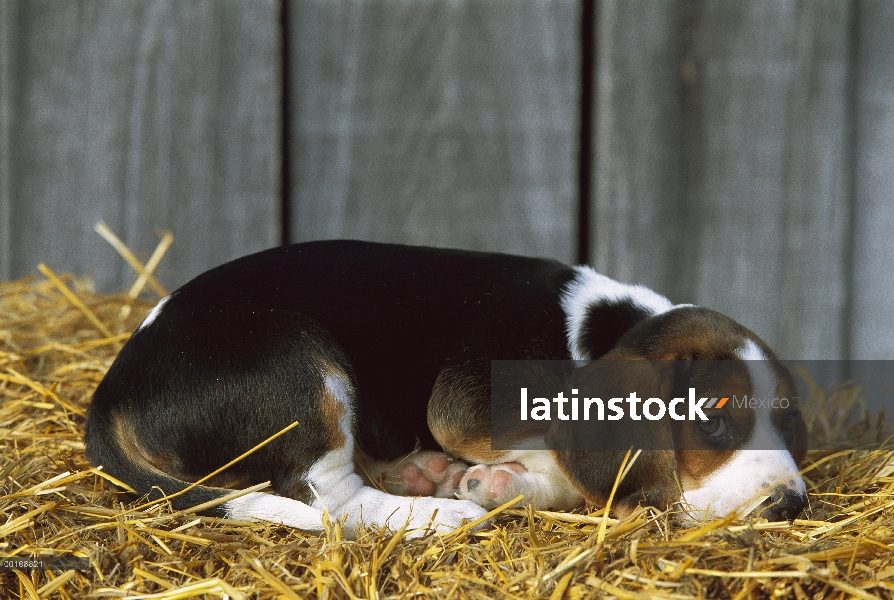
679, 1, 852, 360
592, 0, 852, 359
589, 0, 684, 294
851, 0, 894, 359
1, 0, 890, 362
2, 0, 280, 292
287, 0, 580, 263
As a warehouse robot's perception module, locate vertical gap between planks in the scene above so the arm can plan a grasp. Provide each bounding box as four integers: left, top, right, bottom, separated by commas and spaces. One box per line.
576, 0, 596, 266
279, 0, 292, 246
0, 0, 15, 280
841, 0, 861, 362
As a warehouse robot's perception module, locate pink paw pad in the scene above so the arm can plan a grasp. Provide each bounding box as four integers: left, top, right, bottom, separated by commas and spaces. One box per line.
395, 451, 469, 498
461, 462, 527, 504
426, 455, 448, 475
401, 464, 436, 496
490, 468, 514, 493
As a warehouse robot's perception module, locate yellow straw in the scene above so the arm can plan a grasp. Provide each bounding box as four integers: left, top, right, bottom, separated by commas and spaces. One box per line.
38, 263, 113, 337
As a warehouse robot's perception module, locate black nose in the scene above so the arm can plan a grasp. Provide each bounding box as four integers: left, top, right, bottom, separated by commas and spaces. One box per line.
760, 488, 807, 521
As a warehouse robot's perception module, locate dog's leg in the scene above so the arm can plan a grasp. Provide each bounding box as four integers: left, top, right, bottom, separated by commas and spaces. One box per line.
260, 372, 487, 536
132, 311, 488, 538
358, 450, 469, 498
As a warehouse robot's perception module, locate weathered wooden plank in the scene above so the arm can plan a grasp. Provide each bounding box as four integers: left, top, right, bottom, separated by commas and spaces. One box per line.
770, 3, 853, 361
287, 0, 580, 263
2, 0, 280, 292
592, 0, 851, 360
589, 0, 683, 293
681, 1, 852, 360
851, 0, 894, 359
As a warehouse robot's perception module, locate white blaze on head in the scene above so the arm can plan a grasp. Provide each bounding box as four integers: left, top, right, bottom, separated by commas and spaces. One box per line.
681, 339, 805, 519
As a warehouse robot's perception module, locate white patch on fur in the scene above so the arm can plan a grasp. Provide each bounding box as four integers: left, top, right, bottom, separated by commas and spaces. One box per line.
224, 492, 325, 530
738, 339, 773, 378
560, 266, 675, 359
305, 374, 487, 537
680, 340, 806, 518
224, 374, 486, 538
457, 447, 583, 510
138, 295, 171, 331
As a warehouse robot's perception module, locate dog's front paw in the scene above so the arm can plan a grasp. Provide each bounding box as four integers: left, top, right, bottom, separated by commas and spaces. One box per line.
400, 496, 489, 538
457, 462, 528, 509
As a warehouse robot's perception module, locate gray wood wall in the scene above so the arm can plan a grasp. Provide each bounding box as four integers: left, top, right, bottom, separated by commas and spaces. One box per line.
1, 0, 892, 361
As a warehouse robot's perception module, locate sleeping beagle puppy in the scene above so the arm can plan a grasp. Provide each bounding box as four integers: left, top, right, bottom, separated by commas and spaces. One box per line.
84, 240, 807, 536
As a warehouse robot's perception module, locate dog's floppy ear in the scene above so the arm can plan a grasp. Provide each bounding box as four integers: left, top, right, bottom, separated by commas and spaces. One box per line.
547, 357, 682, 516
777, 365, 809, 466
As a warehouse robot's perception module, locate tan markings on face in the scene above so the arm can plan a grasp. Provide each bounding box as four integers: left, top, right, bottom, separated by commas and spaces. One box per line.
673, 363, 755, 487
606, 306, 753, 362
675, 449, 736, 489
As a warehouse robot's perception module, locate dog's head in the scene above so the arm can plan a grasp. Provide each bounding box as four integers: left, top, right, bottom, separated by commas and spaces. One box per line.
550, 305, 808, 521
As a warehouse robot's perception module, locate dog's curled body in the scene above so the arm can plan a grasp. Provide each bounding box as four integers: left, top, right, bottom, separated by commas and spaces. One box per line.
85, 240, 807, 536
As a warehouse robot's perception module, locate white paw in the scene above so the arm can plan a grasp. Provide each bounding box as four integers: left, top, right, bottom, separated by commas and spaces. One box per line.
343, 487, 488, 538
457, 462, 528, 509
410, 497, 488, 536
382, 496, 489, 538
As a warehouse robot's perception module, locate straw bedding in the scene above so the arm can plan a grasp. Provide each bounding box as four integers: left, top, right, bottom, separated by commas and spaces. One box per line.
1, 265, 893, 599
